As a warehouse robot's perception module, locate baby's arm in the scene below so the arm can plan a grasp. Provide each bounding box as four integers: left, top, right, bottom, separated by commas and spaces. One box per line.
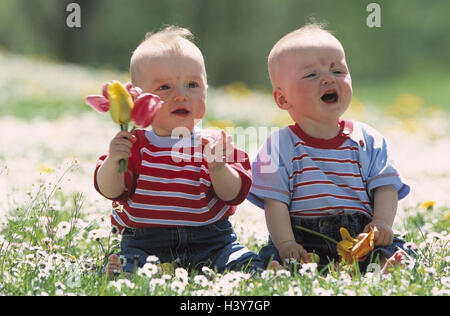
264, 198, 310, 263
203, 130, 242, 201
363, 184, 398, 246
208, 163, 242, 201
96, 131, 135, 199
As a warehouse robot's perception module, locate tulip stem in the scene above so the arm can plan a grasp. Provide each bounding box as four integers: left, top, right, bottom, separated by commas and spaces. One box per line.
295, 225, 338, 244
118, 123, 129, 173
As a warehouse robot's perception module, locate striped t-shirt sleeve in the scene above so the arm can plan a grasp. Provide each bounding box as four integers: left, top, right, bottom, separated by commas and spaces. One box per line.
247, 130, 291, 208
362, 126, 410, 199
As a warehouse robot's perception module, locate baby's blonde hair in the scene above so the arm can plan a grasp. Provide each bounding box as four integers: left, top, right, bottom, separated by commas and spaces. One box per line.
130, 26, 203, 86
268, 21, 334, 89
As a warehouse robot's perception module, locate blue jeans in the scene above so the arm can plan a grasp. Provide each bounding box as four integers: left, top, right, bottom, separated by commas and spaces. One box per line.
258, 213, 415, 271
115, 218, 265, 274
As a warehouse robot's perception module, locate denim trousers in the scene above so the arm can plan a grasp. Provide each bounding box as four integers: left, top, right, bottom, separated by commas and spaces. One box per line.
258, 213, 413, 271
115, 218, 265, 274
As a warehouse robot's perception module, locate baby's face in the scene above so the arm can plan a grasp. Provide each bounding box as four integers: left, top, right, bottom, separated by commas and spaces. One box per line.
274, 35, 352, 126
135, 50, 207, 137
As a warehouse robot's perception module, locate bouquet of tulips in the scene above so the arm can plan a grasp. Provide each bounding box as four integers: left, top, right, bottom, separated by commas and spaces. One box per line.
86, 81, 163, 172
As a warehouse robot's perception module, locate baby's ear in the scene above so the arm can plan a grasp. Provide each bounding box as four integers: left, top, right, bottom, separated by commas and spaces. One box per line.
273, 88, 291, 110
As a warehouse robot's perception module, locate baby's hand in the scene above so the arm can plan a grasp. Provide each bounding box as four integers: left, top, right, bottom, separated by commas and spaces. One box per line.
277, 240, 311, 264
361, 219, 393, 247
202, 130, 234, 172
108, 131, 136, 164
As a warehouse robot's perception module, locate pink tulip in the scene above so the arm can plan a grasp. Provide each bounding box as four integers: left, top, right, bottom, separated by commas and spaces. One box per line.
131, 93, 163, 128
125, 83, 143, 101
102, 81, 112, 98
85, 95, 110, 112
86, 81, 112, 112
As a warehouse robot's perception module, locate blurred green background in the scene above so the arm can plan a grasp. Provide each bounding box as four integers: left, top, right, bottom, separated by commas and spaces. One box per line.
0, 0, 449, 119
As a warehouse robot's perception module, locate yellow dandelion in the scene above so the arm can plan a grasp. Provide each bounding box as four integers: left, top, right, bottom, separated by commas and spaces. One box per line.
420, 200, 436, 210
386, 93, 424, 119
38, 164, 54, 174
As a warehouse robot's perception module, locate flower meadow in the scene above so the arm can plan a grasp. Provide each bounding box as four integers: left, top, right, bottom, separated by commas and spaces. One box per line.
0, 51, 449, 296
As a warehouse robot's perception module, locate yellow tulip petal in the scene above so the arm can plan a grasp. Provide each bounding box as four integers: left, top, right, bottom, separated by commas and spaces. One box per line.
337, 240, 354, 251
351, 227, 375, 259
367, 226, 375, 248
107, 81, 133, 124
339, 227, 358, 243
337, 248, 353, 264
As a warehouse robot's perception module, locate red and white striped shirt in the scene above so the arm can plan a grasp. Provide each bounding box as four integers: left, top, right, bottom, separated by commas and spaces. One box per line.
94, 128, 252, 229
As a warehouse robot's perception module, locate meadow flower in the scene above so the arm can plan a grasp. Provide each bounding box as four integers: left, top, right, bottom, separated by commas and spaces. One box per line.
55, 282, 66, 291
149, 278, 166, 290
38, 163, 54, 174
175, 267, 189, 285
118, 255, 127, 267
299, 263, 317, 277
138, 262, 159, 278
420, 200, 436, 210
342, 289, 357, 296
313, 287, 334, 296
275, 269, 291, 278
109, 279, 135, 291
261, 269, 275, 280
56, 221, 71, 239
285, 284, 302, 296
86, 229, 100, 242
201, 266, 215, 280
170, 280, 186, 294
145, 255, 160, 264
193, 275, 209, 288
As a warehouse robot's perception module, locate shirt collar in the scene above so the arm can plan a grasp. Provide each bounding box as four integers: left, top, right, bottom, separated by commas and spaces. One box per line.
289, 119, 354, 149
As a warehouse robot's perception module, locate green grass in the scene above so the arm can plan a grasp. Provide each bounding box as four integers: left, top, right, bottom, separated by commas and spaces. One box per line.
0, 170, 448, 296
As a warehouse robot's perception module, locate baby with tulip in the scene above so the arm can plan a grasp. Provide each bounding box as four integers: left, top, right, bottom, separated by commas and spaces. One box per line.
88, 26, 281, 278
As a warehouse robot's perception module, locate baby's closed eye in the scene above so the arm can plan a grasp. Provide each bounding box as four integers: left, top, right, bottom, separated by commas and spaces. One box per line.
303, 73, 317, 79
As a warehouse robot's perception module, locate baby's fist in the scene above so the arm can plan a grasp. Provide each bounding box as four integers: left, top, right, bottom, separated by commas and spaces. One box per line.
362, 220, 393, 246
108, 131, 136, 163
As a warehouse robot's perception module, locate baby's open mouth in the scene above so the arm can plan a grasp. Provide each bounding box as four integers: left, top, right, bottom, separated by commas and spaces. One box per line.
321, 90, 339, 104
171, 108, 190, 115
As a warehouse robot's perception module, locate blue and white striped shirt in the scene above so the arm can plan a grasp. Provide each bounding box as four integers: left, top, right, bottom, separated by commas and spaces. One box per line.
247, 120, 409, 218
